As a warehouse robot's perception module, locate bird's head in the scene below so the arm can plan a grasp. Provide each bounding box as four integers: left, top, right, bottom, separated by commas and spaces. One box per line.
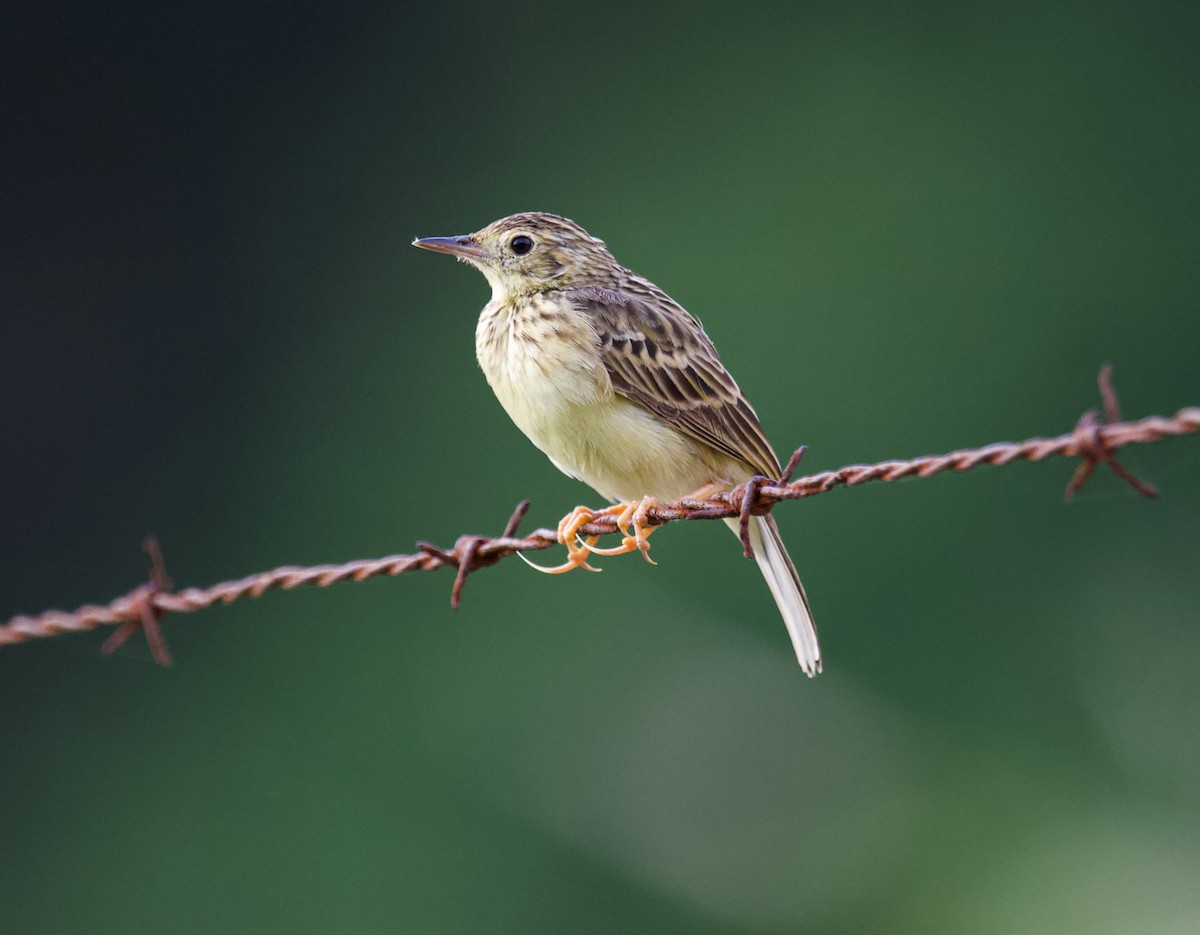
413, 212, 618, 301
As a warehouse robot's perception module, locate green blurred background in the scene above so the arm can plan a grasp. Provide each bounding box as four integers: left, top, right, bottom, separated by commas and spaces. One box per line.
3, 1, 1199, 932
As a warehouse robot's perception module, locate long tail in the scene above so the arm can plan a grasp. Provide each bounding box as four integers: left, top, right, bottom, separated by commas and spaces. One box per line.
726, 514, 822, 676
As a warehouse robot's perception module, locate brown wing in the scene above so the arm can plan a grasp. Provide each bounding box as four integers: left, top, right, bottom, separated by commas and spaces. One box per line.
567, 285, 781, 478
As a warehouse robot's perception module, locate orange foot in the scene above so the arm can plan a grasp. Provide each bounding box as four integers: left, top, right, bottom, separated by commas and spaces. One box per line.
578, 495, 661, 565
519, 504, 612, 574
518, 498, 662, 574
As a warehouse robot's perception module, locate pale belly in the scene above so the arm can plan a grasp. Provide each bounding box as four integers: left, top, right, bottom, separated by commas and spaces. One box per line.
519, 390, 727, 503
476, 303, 744, 502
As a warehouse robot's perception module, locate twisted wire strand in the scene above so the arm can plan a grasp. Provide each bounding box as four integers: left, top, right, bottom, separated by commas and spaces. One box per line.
3, 385, 1196, 659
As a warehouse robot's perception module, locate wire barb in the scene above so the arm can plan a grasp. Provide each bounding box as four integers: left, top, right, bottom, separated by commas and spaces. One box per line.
1064, 364, 1159, 503
737, 445, 810, 559
420, 500, 532, 610
737, 476, 769, 559
99, 537, 174, 666
778, 445, 809, 486
1, 369, 1196, 663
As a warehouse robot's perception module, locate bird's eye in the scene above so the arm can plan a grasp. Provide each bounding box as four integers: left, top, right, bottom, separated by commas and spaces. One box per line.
510, 235, 534, 255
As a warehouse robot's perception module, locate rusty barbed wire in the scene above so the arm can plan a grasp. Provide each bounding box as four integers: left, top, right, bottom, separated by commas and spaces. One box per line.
2, 367, 1196, 663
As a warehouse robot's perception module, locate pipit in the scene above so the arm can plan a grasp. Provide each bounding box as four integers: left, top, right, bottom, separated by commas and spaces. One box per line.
413, 213, 821, 675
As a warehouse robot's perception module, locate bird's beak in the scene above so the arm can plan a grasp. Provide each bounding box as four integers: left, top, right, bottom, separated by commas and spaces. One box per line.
411, 235, 486, 260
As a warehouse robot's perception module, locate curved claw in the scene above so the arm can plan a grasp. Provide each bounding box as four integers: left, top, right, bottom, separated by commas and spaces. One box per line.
516, 549, 602, 574
580, 535, 639, 557
571, 497, 661, 564
631, 497, 660, 564
528, 496, 665, 576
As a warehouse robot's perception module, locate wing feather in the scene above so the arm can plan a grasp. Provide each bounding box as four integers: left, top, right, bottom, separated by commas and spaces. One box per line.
567, 285, 781, 478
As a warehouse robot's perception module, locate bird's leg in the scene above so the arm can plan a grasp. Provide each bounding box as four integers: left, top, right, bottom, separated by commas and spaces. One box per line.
582, 481, 728, 562
537, 481, 725, 573
628, 496, 661, 563
519, 504, 613, 575
578, 500, 641, 557
678, 482, 725, 503
578, 496, 662, 565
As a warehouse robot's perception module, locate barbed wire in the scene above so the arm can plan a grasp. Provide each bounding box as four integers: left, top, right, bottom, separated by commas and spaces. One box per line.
2, 367, 1196, 664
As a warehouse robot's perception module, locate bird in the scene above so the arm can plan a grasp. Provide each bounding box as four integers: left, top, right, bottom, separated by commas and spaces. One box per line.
412, 213, 821, 675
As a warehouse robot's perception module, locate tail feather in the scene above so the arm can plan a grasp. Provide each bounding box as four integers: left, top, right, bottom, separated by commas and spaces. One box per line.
727, 514, 822, 676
